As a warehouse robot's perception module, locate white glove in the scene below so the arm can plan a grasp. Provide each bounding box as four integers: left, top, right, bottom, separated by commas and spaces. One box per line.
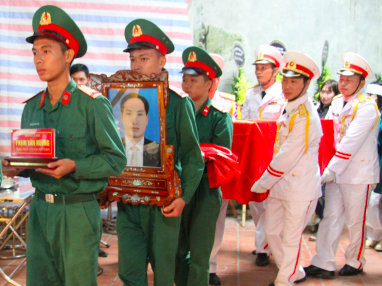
251, 180, 268, 193
321, 168, 335, 184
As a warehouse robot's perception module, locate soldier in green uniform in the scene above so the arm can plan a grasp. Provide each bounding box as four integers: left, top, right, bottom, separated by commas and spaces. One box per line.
2, 5, 127, 286
175, 47, 233, 286
111, 19, 204, 286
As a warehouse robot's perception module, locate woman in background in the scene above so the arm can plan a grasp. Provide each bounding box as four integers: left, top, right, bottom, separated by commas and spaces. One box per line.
317, 79, 339, 118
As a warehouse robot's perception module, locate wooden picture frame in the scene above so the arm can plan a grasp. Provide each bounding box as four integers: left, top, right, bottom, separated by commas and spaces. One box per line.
90, 70, 181, 207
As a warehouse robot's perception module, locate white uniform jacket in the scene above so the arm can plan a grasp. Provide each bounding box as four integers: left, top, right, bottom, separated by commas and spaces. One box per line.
242, 81, 284, 120
257, 94, 323, 201
326, 91, 380, 184
211, 90, 237, 119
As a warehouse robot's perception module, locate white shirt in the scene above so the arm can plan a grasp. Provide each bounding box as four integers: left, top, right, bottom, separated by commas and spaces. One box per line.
125, 136, 144, 167
242, 81, 284, 120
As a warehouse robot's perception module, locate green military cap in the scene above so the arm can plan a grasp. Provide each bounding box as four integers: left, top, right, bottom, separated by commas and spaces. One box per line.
26, 5, 87, 58
180, 46, 222, 80
123, 19, 174, 56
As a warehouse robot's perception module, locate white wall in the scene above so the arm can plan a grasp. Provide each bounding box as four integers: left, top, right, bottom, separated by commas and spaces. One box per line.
188, 0, 382, 94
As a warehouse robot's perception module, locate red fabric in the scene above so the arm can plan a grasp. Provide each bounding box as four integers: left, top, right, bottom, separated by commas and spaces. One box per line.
200, 143, 240, 188
185, 60, 216, 80
37, 24, 80, 57
221, 119, 335, 204
130, 34, 167, 56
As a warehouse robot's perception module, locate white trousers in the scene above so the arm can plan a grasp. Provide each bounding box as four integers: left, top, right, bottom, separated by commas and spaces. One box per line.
209, 199, 229, 273
248, 200, 270, 254
366, 192, 382, 241
312, 183, 371, 271
265, 197, 317, 286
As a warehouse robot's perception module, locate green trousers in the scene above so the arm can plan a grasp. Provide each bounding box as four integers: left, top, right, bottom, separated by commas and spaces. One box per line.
117, 202, 181, 286
26, 195, 101, 286
175, 177, 222, 286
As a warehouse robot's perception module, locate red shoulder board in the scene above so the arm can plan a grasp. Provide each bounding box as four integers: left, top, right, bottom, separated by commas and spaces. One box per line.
169, 85, 188, 98
211, 102, 225, 113
23, 90, 44, 104
219, 92, 236, 101
78, 85, 102, 98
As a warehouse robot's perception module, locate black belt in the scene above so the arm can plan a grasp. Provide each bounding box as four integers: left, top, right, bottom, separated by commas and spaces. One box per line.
36, 191, 99, 204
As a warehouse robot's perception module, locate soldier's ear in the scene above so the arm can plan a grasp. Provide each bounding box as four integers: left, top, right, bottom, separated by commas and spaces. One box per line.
66, 49, 75, 64
159, 55, 166, 70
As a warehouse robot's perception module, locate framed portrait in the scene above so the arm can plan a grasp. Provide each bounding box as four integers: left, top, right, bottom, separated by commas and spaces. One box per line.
90, 70, 181, 207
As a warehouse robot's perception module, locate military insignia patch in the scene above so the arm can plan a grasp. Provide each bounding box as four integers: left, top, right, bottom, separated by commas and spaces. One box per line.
202, 106, 209, 115
287, 61, 296, 69
40, 12, 51, 26
132, 25, 143, 37
344, 61, 351, 68
188, 51, 197, 62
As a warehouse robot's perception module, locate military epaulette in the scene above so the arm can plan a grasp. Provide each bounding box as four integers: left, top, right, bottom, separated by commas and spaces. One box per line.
247, 84, 260, 90
298, 104, 308, 117
332, 94, 343, 101
211, 102, 226, 113
23, 89, 44, 104
169, 85, 188, 98
219, 92, 236, 101
78, 85, 102, 98
357, 93, 367, 103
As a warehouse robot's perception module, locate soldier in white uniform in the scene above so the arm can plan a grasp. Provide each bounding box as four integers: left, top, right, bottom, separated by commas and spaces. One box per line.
305, 53, 380, 279
241, 45, 285, 269
252, 51, 322, 286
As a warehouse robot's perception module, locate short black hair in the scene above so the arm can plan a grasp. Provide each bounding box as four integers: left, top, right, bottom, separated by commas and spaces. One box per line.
120, 93, 150, 115
70, 63, 89, 78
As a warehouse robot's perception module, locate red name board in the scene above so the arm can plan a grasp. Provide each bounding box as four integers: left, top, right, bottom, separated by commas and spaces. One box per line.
11, 129, 55, 158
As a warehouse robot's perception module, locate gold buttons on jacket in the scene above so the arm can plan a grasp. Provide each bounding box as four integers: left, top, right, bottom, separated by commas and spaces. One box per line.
361, 159, 364, 162
292, 173, 296, 177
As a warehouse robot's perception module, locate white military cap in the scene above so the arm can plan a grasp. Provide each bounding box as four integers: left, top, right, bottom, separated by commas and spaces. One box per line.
253, 44, 284, 68
338, 52, 373, 79
281, 51, 320, 80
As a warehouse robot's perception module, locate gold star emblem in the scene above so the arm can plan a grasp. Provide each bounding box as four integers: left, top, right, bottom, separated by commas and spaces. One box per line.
132, 25, 143, 37
344, 61, 351, 68
288, 61, 296, 69
257, 53, 264, 60
40, 12, 51, 26
188, 51, 197, 62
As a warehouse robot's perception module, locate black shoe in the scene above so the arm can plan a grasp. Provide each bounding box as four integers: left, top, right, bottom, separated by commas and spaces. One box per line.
255, 253, 270, 266
99, 249, 108, 257
209, 273, 221, 285
268, 283, 274, 286
97, 265, 103, 276
304, 265, 335, 279
252, 250, 256, 255
338, 264, 363, 276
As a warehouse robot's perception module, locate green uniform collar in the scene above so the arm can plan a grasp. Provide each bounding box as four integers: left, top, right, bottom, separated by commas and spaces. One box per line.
40, 79, 77, 111
196, 97, 212, 117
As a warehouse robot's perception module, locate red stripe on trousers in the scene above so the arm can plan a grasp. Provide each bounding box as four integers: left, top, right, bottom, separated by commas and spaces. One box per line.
356, 185, 370, 269
288, 201, 312, 282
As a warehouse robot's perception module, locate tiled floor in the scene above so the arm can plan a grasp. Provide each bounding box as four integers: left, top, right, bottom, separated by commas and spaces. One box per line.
1, 217, 382, 286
